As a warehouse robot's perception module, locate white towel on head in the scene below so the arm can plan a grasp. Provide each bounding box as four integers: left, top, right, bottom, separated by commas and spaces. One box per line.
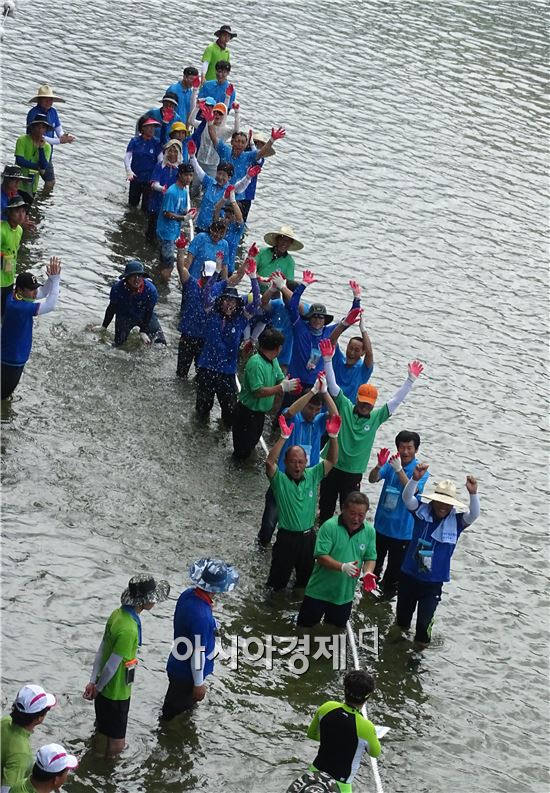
417, 503, 458, 545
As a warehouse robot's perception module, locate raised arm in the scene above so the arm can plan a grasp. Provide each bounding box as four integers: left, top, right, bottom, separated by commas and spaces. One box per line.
256, 126, 285, 160
188, 149, 206, 183
36, 257, 61, 315
319, 339, 340, 398
286, 269, 317, 324
266, 415, 293, 478
322, 414, 341, 475
386, 360, 424, 415
176, 244, 191, 284
463, 476, 480, 526
358, 312, 374, 370
368, 448, 391, 483
402, 463, 430, 510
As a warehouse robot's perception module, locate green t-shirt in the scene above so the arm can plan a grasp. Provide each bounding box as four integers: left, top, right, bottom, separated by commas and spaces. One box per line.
239, 352, 283, 413
97, 608, 139, 701
255, 247, 296, 282
201, 43, 231, 81
321, 391, 390, 474
270, 462, 325, 532
14, 135, 52, 194
8, 778, 36, 793
305, 516, 377, 605
0, 221, 23, 288
1, 715, 33, 789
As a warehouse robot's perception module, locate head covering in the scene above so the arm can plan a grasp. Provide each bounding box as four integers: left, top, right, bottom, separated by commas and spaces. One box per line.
263, 225, 304, 252
203, 96, 216, 107
16, 272, 41, 291
214, 286, 244, 312
28, 113, 53, 129
28, 84, 65, 104
120, 259, 146, 279
189, 558, 239, 593
213, 102, 227, 115
178, 162, 193, 174
141, 117, 161, 127
161, 91, 179, 105
252, 131, 268, 144
6, 196, 27, 211
35, 744, 78, 774
303, 303, 334, 325
170, 121, 188, 133
286, 770, 340, 793
15, 684, 56, 714
120, 574, 170, 607
2, 164, 32, 182
421, 479, 467, 509
215, 24, 237, 38
356, 383, 378, 405
164, 138, 182, 150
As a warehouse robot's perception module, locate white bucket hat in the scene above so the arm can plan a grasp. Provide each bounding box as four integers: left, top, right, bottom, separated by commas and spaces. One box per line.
421, 479, 467, 509
263, 225, 304, 252
28, 84, 65, 103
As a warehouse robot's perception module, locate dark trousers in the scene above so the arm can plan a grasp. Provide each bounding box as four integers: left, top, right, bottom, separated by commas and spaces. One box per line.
258, 486, 278, 545
267, 528, 316, 590
176, 334, 204, 378
195, 367, 237, 426
318, 468, 363, 525
161, 677, 195, 721
396, 572, 443, 644
297, 594, 353, 628
114, 312, 166, 346
128, 180, 151, 211
374, 532, 410, 595
238, 199, 252, 222
232, 402, 265, 459
146, 211, 158, 242
1, 364, 25, 400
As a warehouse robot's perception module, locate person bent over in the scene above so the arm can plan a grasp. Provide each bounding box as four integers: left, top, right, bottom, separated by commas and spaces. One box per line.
101, 260, 166, 346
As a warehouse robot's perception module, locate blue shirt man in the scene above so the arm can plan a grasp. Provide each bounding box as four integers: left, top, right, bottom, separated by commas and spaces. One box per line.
141, 105, 186, 147
156, 182, 189, 242
332, 344, 374, 402
198, 77, 236, 108
215, 140, 257, 198
187, 231, 229, 280
166, 66, 199, 120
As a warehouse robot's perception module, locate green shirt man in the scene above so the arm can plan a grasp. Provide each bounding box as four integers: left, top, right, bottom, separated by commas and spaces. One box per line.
14, 135, 52, 195
0, 221, 23, 288
0, 716, 33, 790
238, 350, 284, 413
255, 246, 296, 282
201, 26, 235, 81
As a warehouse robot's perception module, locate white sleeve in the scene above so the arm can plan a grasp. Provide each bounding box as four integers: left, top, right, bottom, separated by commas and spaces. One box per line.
96, 653, 123, 691
36, 275, 60, 315
36, 279, 53, 300
402, 477, 420, 511
188, 103, 201, 129
386, 374, 415, 415
324, 358, 341, 398
463, 493, 480, 526
191, 645, 205, 685
234, 173, 251, 193
190, 155, 206, 183
200, 61, 209, 77
43, 125, 62, 145
124, 151, 133, 173
90, 639, 106, 682
151, 181, 164, 192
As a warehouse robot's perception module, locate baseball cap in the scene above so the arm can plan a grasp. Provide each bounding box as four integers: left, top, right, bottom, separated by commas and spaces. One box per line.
15, 272, 42, 291
178, 163, 193, 174
15, 684, 56, 714
213, 102, 227, 115
357, 383, 378, 405
35, 743, 78, 774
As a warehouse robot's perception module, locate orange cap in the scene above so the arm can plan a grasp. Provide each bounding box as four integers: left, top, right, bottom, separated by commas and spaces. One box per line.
213, 103, 227, 115
357, 384, 378, 405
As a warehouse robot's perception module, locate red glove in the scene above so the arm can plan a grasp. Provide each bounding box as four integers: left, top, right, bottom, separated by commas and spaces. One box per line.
215, 250, 224, 261
162, 184, 168, 193
225, 83, 234, 97
377, 448, 391, 467
349, 279, 362, 297
271, 126, 286, 141
192, 75, 201, 89
278, 414, 294, 439
408, 360, 424, 379
343, 307, 362, 327
202, 106, 215, 123
244, 258, 257, 277
186, 207, 198, 219
319, 338, 334, 361
163, 107, 175, 122
326, 415, 342, 438
302, 269, 317, 285
362, 572, 378, 593
248, 128, 253, 142
175, 233, 189, 250
187, 139, 197, 157
224, 184, 235, 199
247, 164, 262, 178
232, 101, 240, 110
247, 242, 260, 258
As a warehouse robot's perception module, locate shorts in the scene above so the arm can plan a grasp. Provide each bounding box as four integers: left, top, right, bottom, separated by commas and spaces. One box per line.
158, 238, 175, 269
94, 693, 131, 739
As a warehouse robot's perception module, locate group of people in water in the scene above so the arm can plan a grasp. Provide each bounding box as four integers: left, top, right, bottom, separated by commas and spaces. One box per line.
1, 21, 481, 793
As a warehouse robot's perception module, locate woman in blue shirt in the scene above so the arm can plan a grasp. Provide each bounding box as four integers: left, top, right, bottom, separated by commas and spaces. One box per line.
124, 117, 162, 211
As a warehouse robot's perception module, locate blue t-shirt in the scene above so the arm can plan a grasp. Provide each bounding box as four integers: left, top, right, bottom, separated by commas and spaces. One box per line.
374, 458, 429, 540
198, 79, 236, 107
187, 232, 229, 280
401, 498, 466, 583
109, 278, 158, 322
156, 183, 189, 241
286, 285, 336, 386
266, 298, 293, 366
243, 156, 264, 201
166, 81, 193, 121
178, 276, 226, 338
195, 175, 226, 230
1, 293, 40, 366
278, 409, 327, 470
143, 106, 186, 147
215, 141, 257, 199
148, 162, 179, 213
223, 220, 245, 274
332, 344, 374, 402
1, 189, 10, 221
26, 105, 61, 131
198, 310, 250, 374
126, 135, 162, 182
166, 588, 216, 682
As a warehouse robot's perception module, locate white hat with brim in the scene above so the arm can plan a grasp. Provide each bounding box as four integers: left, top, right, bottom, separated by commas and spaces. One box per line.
28, 84, 65, 104
421, 479, 467, 510
252, 131, 269, 144
36, 743, 78, 774
15, 684, 57, 714
263, 225, 304, 252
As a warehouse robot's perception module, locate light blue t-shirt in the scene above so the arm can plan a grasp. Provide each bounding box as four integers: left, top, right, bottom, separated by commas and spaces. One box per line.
374, 458, 429, 540
195, 175, 226, 230
332, 344, 374, 402
166, 81, 193, 121
156, 183, 189, 241
187, 232, 229, 279
215, 141, 257, 198
278, 409, 327, 470
224, 220, 245, 273
198, 79, 236, 107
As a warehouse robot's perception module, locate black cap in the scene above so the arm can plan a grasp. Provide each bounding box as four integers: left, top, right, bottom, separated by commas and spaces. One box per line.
161, 91, 178, 105
28, 113, 53, 129
178, 163, 193, 175
16, 272, 41, 291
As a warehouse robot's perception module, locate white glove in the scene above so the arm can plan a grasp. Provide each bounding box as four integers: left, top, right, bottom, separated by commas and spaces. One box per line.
311, 372, 327, 395
341, 561, 360, 578
281, 377, 300, 393
271, 273, 285, 290
140, 332, 152, 345
389, 453, 402, 472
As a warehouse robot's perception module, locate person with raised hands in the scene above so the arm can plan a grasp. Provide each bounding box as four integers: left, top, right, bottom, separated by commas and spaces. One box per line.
393, 465, 480, 649
187, 96, 240, 181
213, 185, 248, 273
317, 339, 425, 524
329, 280, 374, 402
368, 433, 430, 598
264, 410, 341, 592
297, 491, 377, 628
258, 371, 338, 547
259, 269, 304, 375
285, 270, 361, 393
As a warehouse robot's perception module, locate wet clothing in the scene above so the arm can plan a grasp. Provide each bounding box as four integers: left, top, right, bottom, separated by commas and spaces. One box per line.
148, 162, 179, 214
0, 715, 33, 791
332, 345, 373, 403
141, 106, 186, 146
223, 220, 245, 273
1, 221, 23, 289
165, 81, 194, 121
103, 278, 165, 346
267, 527, 317, 590
232, 352, 284, 458
96, 607, 140, 702
125, 135, 162, 182
195, 366, 237, 424
94, 693, 131, 740
318, 468, 363, 526
156, 183, 189, 242
214, 141, 256, 198
320, 393, 390, 473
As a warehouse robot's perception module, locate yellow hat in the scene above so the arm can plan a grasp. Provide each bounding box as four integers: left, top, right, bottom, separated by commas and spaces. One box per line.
170, 121, 188, 132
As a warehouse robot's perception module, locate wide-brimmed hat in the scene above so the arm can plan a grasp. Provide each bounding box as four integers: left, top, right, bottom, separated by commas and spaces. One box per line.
6, 196, 28, 211
28, 84, 65, 104
28, 113, 53, 129
35, 744, 78, 774
303, 303, 334, 324
189, 558, 239, 593
263, 225, 304, 252
120, 574, 170, 607
119, 259, 147, 279
421, 479, 467, 509
286, 770, 340, 793
164, 138, 183, 150
214, 285, 244, 309
252, 131, 269, 144
2, 164, 32, 182
214, 24, 237, 38
15, 684, 56, 714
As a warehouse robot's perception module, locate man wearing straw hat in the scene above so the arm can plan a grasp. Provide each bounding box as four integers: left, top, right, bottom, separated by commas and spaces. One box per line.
201, 25, 236, 82
26, 84, 75, 192
82, 574, 169, 756
394, 462, 480, 648
255, 225, 303, 282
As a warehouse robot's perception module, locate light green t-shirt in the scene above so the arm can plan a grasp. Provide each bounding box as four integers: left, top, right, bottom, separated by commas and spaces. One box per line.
14, 135, 52, 194
239, 352, 283, 413
0, 221, 23, 288
255, 247, 296, 282
270, 462, 325, 532
1, 715, 33, 789
321, 391, 390, 474
8, 778, 36, 793
305, 516, 377, 605
202, 42, 231, 81
97, 608, 139, 701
